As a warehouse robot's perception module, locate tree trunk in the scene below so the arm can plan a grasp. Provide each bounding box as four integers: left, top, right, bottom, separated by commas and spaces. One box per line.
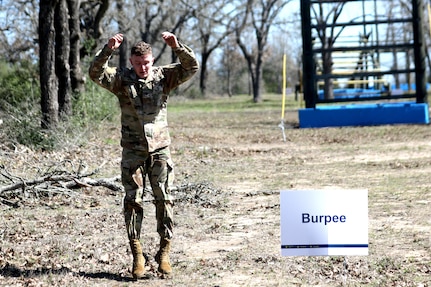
119, 37, 128, 68
199, 52, 209, 96
55, 0, 72, 118
322, 50, 334, 99
227, 67, 232, 97
244, 56, 262, 103
67, 0, 84, 94
253, 59, 263, 103
39, 0, 59, 129
117, 0, 128, 68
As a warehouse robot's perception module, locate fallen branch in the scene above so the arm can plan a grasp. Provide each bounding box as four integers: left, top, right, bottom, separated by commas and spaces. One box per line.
0, 160, 119, 194
1, 162, 223, 209
0, 174, 122, 193
1, 197, 19, 208
65, 176, 123, 191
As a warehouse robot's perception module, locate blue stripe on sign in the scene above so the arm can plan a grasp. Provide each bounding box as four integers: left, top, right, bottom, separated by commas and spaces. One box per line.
281, 244, 368, 249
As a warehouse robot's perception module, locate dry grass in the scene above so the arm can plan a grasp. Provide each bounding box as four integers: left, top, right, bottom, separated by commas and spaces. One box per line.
0, 94, 430, 286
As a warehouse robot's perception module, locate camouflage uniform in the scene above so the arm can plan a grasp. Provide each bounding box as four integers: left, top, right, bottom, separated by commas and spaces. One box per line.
89, 43, 199, 242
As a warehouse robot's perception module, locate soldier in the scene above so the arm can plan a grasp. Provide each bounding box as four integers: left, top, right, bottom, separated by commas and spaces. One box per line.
88, 32, 199, 279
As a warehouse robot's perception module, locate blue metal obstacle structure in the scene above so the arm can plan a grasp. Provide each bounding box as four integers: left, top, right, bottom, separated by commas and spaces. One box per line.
298, 0, 429, 128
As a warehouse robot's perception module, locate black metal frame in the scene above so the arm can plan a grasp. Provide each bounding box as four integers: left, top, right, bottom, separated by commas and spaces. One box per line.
300, 0, 427, 108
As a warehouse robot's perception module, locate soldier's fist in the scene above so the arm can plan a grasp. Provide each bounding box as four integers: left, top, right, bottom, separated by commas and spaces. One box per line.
162, 32, 179, 48
108, 34, 123, 50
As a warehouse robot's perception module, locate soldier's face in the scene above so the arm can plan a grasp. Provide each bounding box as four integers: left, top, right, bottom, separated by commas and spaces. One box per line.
130, 54, 154, 79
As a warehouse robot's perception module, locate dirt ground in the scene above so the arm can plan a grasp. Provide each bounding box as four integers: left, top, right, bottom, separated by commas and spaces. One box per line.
0, 98, 430, 286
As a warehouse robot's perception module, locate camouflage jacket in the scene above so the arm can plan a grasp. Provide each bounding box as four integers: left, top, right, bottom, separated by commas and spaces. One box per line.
89, 43, 199, 152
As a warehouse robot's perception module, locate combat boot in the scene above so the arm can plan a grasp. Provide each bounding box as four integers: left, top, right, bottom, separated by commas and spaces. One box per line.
129, 239, 146, 279
155, 238, 172, 275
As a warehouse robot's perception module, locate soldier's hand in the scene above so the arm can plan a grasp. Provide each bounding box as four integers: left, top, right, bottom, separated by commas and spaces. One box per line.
162, 32, 179, 49
107, 33, 123, 50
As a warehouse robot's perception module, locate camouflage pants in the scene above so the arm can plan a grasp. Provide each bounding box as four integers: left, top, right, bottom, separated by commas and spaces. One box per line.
121, 147, 174, 241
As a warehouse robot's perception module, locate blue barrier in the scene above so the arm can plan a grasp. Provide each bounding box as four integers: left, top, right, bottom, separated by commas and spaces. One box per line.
299, 102, 429, 128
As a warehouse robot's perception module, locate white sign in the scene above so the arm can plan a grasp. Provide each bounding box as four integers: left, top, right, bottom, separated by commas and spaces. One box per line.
280, 189, 368, 256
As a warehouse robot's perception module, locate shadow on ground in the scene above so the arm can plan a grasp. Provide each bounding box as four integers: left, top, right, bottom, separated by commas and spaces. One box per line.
0, 263, 137, 282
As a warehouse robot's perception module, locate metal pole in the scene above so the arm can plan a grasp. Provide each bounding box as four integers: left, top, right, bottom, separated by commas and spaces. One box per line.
300, 0, 316, 108
279, 54, 287, 142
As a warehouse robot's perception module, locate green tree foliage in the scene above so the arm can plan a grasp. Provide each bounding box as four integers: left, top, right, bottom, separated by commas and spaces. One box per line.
0, 61, 39, 112
0, 61, 53, 149
0, 60, 119, 150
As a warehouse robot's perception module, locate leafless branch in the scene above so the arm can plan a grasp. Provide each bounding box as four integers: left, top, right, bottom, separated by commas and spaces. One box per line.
0, 160, 120, 194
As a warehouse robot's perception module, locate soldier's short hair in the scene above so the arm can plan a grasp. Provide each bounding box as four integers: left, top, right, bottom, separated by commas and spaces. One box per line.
131, 41, 152, 56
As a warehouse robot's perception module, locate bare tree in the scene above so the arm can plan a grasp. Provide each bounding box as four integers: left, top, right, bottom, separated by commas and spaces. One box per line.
385, 2, 401, 89
0, 0, 39, 63
79, 0, 110, 57
105, 0, 196, 67
192, 0, 237, 96
311, 1, 346, 100
221, 35, 246, 97
135, 0, 167, 44
234, 0, 290, 103
136, 0, 195, 62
